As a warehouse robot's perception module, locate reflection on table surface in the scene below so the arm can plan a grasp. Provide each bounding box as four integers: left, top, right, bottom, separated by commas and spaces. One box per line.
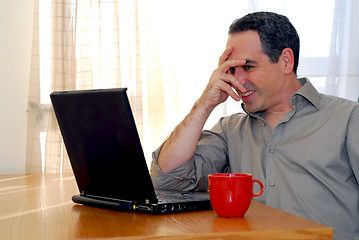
0, 174, 333, 239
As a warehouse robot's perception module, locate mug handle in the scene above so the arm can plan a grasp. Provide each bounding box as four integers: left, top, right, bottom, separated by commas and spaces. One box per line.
252, 179, 264, 197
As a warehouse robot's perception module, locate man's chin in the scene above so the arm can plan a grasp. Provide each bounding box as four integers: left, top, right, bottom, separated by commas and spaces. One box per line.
242, 103, 260, 114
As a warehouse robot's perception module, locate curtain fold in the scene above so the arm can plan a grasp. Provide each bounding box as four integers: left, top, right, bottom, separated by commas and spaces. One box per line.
27, 0, 79, 173
325, 0, 359, 102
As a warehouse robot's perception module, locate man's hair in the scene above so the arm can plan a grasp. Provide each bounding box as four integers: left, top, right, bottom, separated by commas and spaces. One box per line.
229, 12, 300, 73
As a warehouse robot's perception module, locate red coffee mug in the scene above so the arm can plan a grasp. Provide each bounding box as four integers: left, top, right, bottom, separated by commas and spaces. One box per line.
208, 173, 264, 217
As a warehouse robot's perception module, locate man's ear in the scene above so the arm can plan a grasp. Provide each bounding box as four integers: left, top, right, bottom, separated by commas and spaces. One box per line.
281, 48, 295, 74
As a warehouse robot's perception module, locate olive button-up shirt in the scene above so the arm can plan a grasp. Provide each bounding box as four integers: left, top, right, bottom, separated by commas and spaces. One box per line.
151, 78, 359, 239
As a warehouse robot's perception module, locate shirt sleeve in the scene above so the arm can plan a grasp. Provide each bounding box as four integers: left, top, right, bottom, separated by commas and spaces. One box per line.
150, 117, 231, 191
347, 105, 359, 185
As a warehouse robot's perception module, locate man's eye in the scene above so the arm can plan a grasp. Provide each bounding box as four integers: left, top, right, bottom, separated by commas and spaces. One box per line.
229, 67, 235, 74
244, 65, 253, 70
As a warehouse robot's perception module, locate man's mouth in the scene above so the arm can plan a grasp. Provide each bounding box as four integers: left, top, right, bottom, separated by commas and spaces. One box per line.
234, 88, 255, 99
236, 90, 255, 97
242, 90, 255, 97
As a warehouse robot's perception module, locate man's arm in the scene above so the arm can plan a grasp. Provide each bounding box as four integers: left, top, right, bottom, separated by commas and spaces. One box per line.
157, 46, 247, 172
157, 98, 213, 172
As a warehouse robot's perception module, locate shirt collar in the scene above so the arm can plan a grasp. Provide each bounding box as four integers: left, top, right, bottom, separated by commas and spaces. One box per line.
241, 77, 321, 118
292, 77, 321, 110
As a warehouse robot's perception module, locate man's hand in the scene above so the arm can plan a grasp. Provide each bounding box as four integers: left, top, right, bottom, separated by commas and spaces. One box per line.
198, 46, 247, 110
157, 46, 247, 173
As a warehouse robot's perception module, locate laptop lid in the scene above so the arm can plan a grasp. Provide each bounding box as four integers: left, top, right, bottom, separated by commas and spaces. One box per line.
50, 88, 158, 204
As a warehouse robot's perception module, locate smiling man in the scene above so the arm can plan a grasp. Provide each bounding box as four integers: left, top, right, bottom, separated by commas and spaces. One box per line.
150, 12, 359, 240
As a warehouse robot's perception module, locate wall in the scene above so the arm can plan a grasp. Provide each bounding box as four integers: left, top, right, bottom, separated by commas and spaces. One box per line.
0, 0, 34, 174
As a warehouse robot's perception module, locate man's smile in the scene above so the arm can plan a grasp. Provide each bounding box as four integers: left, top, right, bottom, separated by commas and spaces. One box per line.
235, 89, 255, 98
241, 90, 255, 97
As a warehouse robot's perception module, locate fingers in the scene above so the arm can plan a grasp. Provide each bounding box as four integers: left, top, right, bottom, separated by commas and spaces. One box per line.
201, 46, 248, 107
217, 72, 244, 101
218, 46, 233, 66
218, 79, 242, 102
218, 46, 248, 94
204, 62, 245, 104
218, 59, 247, 93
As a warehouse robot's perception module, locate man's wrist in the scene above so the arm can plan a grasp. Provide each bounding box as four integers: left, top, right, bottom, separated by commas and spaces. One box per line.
191, 99, 215, 123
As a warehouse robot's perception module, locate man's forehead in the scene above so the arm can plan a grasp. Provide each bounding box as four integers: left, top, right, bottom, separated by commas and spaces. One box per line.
226, 31, 266, 61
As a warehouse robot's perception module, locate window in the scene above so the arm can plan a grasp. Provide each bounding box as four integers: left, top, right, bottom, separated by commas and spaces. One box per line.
257, 0, 335, 92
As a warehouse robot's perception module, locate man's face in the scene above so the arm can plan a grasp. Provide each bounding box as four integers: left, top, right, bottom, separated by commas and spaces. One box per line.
226, 31, 286, 113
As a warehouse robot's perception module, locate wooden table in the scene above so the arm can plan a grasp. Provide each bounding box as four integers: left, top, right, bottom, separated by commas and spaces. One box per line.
0, 174, 332, 239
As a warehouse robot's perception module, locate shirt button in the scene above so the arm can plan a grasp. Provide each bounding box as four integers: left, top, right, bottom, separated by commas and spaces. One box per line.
269, 181, 275, 187
270, 149, 274, 153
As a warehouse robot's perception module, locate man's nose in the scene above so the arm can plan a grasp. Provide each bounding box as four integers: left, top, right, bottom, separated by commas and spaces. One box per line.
234, 68, 247, 85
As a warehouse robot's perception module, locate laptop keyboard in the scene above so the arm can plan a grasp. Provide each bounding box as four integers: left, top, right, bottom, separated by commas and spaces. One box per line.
155, 190, 209, 203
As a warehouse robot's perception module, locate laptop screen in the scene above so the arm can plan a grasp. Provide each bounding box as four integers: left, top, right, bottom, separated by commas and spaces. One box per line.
51, 88, 158, 204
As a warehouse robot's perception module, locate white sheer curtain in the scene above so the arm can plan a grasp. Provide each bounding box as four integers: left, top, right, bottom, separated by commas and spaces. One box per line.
26, 0, 175, 173
325, 0, 359, 102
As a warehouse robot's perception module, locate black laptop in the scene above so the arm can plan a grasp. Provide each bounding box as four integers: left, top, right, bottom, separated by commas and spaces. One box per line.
50, 88, 211, 214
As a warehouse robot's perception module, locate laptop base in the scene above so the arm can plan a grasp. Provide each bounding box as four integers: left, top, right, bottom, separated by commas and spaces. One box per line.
72, 193, 212, 214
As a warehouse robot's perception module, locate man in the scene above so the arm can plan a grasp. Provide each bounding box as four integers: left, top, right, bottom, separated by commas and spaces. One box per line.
150, 12, 359, 239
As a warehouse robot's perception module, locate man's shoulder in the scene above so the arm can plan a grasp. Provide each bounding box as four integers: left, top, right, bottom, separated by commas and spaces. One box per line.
319, 93, 359, 109
318, 93, 359, 122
